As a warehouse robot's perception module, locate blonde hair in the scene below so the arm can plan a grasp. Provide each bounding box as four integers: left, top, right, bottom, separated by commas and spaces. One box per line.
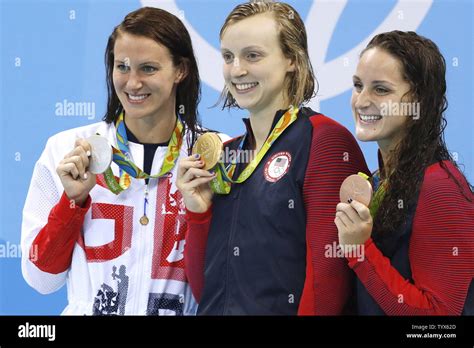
219, 0, 316, 109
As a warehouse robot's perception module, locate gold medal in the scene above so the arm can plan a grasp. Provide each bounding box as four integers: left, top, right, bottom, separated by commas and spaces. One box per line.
192, 133, 223, 170
139, 215, 149, 226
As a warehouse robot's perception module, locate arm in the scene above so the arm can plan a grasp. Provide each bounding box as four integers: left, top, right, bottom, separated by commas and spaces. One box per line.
31, 191, 90, 274
22, 163, 90, 294
348, 164, 474, 315
298, 115, 370, 315
176, 153, 215, 303
184, 207, 213, 303
21, 138, 92, 294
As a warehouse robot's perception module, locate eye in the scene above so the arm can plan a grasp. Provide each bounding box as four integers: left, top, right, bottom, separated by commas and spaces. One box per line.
246, 52, 261, 61
375, 86, 390, 95
142, 65, 157, 73
353, 81, 362, 92
116, 64, 130, 73
222, 52, 233, 64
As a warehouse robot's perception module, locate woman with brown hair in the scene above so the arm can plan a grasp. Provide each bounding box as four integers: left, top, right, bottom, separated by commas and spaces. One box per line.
335, 30, 474, 315
177, 1, 369, 315
22, 7, 202, 315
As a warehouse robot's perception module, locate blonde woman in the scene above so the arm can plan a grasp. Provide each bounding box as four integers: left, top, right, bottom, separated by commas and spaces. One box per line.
177, 1, 369, 315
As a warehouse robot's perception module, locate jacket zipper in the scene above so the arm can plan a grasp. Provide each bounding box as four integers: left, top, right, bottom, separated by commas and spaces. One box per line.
222, 186, 241, 314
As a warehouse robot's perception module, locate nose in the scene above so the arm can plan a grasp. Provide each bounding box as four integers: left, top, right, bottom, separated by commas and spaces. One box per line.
230, 58, 247, 79
125, 69, 143, 91
353, 88, 371, 110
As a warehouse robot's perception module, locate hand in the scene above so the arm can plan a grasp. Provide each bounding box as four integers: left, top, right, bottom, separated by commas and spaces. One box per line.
176, 154, 215, 213
334, 200, 373, 248
56, 139, 96, 207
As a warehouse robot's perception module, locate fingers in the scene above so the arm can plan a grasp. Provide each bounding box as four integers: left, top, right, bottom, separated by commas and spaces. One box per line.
177, 154, 217, 196
75, 138, 92, 156
185, 176, 215, 189
349, 200, 372, 221
58, 139, 93, 180
334, 215, 347, 231
182, 167, 215, 183
177, 154, 204, 179
66, 155, 87, 180
59, 162, 80, 180
336, 203, 358, 224
335, 211, 351, 227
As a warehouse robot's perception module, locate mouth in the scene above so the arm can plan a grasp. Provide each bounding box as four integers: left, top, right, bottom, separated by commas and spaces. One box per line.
358, 114, 382, 124
232, 82, 259, 94
126, 93, 151, 104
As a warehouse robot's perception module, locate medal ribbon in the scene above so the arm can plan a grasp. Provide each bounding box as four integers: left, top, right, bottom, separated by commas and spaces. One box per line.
367, 170, 386, 218
103, 112, 183, 194
210, 106, 299, 194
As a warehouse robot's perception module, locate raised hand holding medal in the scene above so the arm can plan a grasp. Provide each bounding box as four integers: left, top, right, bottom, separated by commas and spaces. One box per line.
192, 132, 223, 171
175, 133, 220, 214
56, 135, 113, 207
336, 172, 374, 248
56, 138, 97, 207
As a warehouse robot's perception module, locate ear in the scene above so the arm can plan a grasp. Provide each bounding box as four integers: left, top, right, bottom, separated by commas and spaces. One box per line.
287, 57, 296, 73
175, 59, 189, 84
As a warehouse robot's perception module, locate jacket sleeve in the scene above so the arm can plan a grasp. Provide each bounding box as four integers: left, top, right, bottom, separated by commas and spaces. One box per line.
298, 115, 370, 315
347, 164, 474, 315
183, 207, 213, 303
21, 137, 90, 294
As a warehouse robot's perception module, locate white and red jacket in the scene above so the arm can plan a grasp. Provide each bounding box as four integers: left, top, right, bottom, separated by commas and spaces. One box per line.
21, 121, 198, 315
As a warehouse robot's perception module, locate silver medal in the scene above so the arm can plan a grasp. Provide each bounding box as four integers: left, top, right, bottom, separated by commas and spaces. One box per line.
86, 135, 113, 174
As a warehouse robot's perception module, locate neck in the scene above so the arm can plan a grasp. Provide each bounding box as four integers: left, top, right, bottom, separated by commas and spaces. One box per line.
377, 136, 402, 177
249, 94, 289, 151
249, 113, 274, 152
124, 107, 176, 144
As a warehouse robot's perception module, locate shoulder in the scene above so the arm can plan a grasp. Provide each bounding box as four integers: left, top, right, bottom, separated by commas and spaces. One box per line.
421, 161, 473, 200
299, 108, 354, 141
46, 121, 110, 146
414, 161, 474, 228
41, 121, 112, 163
412, 162, 474, 261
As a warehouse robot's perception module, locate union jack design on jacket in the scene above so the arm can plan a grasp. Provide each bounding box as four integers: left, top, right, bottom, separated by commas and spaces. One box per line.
21, 121, 202, 315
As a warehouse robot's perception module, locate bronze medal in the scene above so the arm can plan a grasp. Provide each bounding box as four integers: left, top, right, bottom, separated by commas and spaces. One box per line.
192, 133, 223, 170
139, 215, 149, 226
339, 174, 373, 207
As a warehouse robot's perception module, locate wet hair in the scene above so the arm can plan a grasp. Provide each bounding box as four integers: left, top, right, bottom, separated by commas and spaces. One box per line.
103, 7, 202, 147
361, 30, 472, 251
218, 0, 316, 109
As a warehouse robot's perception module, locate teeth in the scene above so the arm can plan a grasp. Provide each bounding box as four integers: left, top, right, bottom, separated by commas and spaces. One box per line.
128, 94, 149, 101
234, 82, 258, 91
360, 114, 382, 121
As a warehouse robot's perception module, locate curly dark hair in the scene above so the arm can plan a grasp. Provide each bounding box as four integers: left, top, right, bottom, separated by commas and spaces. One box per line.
103, 7, 202, 150
362, 31, 472, 252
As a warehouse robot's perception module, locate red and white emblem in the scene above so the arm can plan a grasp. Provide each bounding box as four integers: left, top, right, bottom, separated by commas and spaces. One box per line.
264, 151, 291, 183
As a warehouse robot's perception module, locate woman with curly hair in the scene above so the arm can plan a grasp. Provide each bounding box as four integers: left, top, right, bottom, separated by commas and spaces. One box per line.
335, 30, 474, 315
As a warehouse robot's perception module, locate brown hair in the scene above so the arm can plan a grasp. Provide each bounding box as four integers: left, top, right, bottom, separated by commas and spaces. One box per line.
103, 7, 201, 145
218, 0, 316, 109
362, 31, 472, 253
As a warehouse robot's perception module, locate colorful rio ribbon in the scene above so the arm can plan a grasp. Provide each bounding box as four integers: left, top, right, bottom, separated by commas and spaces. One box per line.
210, 106, 299, 194
103, 112, 183, 194
367, 170, 386, 218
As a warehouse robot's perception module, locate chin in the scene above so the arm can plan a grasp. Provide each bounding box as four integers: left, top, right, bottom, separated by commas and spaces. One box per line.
355, 130, 377, 142
234, 99, 253, 110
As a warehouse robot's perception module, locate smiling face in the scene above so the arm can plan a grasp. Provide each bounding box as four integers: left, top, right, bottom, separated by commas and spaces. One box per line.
351, 47, 412, 150
220, 13, 295, 116
112, 32, 184, 122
